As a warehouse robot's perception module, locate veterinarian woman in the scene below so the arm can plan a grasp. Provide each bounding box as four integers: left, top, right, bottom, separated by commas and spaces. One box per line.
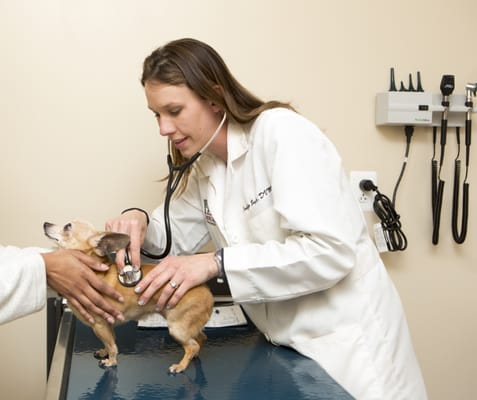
0, 246, 125, 325
107, 38, 428, 399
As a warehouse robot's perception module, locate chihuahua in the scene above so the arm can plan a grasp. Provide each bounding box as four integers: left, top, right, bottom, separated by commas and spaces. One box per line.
43, 220, 213, 373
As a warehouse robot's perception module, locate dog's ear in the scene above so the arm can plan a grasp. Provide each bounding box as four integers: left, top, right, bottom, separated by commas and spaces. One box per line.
88, 232, 131, 256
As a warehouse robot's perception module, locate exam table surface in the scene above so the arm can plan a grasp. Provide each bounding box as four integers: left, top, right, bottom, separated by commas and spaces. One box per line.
50, 312, 353, 399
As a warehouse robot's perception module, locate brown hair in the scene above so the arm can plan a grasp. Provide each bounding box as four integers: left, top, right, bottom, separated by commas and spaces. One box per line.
141, 38, 294, 192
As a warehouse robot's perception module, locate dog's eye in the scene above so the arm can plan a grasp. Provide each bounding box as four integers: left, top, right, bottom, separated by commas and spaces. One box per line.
64, 223, 72, 232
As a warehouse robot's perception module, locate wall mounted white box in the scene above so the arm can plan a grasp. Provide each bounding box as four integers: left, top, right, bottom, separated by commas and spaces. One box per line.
376, 92, 434, 126
375, 92, 469, 127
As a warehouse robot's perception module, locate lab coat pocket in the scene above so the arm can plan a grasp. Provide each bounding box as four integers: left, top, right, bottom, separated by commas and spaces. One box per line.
292, 324, 383, 400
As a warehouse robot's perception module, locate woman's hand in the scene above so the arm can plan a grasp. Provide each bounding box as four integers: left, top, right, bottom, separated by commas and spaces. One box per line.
134, 253, 218, 311
105, 210, 148, 272
42, 249, 125, 324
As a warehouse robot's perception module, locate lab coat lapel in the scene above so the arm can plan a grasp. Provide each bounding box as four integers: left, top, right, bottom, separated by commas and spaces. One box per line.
196, 155, 227, 246
196, 121, 249, 247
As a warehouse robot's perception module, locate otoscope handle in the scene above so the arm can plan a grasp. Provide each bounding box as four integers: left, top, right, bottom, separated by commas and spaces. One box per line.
432, 180, 445, 245
465, 118, 471, 147
431, 160, 438, 213
440, 119, 448, 146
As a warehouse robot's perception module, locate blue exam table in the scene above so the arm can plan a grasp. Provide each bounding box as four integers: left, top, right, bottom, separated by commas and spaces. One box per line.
46, 308, 353, 399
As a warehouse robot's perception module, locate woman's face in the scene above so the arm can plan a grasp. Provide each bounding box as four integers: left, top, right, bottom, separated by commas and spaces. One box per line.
144, 81, 223, 160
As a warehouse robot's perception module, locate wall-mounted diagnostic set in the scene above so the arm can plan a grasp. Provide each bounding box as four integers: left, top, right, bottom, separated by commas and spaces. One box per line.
374, 68, 476, 245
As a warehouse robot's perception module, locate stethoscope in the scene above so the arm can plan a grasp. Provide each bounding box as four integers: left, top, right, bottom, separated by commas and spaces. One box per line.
118, 112, 227, 287
140, 112, 227, 260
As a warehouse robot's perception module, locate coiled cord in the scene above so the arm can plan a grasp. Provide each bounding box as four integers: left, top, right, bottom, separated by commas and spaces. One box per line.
360, 180, 408, 251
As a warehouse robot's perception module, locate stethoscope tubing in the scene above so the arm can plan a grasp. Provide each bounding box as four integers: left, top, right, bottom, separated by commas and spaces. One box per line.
139, 113, 227, 260
140, 154, 198, 260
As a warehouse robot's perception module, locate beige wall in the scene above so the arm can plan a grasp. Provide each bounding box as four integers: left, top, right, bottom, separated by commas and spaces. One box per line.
1, 1, 476, 399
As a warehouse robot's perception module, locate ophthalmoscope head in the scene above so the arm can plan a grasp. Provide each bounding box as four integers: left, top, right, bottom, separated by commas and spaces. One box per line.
440, 75, 455, 97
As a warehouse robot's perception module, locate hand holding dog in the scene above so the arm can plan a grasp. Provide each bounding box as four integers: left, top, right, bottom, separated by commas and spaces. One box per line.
42, 249, 125, 324
135, 253, 217, 311
105, 210, 148, 272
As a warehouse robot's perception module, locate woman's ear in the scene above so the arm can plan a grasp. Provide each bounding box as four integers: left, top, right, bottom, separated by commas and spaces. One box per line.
209, 101, 221, 113
209, 85, 224, 113
209, 100, 222, 114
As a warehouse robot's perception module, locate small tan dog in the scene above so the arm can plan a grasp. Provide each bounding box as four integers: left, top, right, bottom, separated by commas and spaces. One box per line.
43, 220, 214, 373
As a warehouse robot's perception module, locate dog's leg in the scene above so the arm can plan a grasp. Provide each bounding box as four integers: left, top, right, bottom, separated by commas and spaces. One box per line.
94, 348, 109, 360
195, 331, 207, 347
92, 322, 118, 368
167, 323, 202, 373
169, 338, 200, 374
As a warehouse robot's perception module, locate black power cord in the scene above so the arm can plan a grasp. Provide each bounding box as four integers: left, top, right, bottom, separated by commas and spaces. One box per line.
392, 125, 414, 206
360, 124, 413, 252
360, 179, 408, 251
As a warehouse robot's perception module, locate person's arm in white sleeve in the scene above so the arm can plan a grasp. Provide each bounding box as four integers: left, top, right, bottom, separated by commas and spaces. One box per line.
0, 245, 126, 325
0, 246, 47, 325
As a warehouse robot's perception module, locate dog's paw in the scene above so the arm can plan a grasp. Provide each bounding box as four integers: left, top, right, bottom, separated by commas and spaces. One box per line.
94, 349, 108, 359
168, 363, 186, 374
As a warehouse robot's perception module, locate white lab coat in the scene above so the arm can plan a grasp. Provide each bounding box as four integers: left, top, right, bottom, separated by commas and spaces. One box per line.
0, 246, 46, 325
145, 108, 428, 399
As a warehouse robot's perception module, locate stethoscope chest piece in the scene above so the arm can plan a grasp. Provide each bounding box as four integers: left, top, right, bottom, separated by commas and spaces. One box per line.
118, 264, 142, 287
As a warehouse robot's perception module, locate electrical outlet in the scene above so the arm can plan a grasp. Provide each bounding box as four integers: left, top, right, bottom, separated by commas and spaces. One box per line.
350, 171, 378, 212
